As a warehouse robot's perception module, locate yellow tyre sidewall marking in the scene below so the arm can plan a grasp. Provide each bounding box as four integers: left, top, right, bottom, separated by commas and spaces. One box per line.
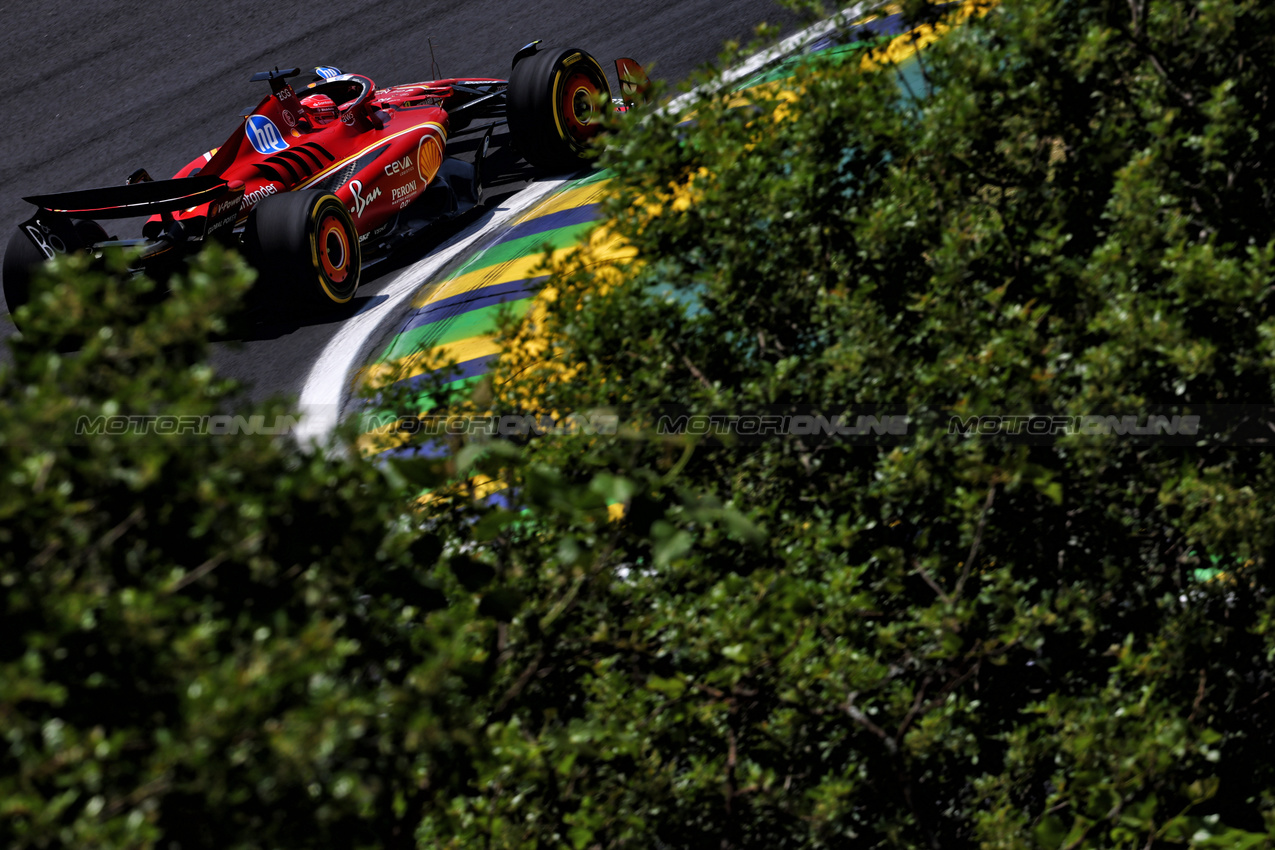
309, 196, 357, 304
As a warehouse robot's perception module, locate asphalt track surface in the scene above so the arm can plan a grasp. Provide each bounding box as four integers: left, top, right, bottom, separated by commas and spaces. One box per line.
0, 0, 801, 402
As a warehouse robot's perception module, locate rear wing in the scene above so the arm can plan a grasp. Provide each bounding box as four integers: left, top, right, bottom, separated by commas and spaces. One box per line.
19, 175, 245, 260
24, 175, 232, 219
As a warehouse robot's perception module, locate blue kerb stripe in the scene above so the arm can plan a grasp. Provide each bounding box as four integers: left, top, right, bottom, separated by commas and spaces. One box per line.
380, 439, 453, 461
392, 353, 499, 391
400, 276, 547, 335
495, 203, 602, 245
356, 354, 501, 415
854, 12, 913, 39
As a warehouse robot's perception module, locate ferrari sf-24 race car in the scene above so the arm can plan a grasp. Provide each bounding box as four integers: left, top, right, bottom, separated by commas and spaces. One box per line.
3, 43, 649, 318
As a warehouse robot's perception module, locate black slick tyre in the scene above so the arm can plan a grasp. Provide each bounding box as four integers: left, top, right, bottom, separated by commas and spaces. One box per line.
507, 47, 611, 173
243, 191, 361, 310
3, 219, 106, 323
3, 226, 47, 317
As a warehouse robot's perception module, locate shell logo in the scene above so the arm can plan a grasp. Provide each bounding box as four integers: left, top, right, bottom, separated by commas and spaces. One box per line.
416, 132, 444, 184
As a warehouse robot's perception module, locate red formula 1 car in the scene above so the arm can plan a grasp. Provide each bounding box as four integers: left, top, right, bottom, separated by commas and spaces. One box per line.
3, 43, 649, 318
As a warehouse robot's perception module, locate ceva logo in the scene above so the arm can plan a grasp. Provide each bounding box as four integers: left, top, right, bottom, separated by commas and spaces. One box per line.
246, 115, 289, 155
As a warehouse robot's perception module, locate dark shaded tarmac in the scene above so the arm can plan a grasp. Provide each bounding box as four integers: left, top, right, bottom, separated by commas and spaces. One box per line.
0, 0, 801, 397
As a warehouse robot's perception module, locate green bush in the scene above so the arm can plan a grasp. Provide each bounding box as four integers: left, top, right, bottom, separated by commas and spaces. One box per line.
408, 0, 1275, 846
7, 0, 1275, 846
0, 248, 490, 849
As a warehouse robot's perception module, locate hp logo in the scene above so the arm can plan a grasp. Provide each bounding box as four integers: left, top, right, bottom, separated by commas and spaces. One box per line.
245, 115, 289, 154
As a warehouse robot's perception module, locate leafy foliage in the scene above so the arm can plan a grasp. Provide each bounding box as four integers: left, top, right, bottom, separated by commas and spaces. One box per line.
408, 0, 1275, 846
8, 0, 1275, 847
0, 249, 487, 849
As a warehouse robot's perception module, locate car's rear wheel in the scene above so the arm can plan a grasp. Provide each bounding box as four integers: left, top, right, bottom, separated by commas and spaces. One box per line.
507, 47, 611, 173
3, 227, 46, 317
3, 219, 107, 322
243, 191, 361, 310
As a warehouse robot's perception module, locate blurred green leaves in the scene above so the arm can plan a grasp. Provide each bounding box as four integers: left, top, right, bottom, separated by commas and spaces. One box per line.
9, 0, 1275, 846
407, 0, 1275, 846
0, 247, 482, 849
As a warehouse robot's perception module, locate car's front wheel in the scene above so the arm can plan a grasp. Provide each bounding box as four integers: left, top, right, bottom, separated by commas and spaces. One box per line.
243, 191, 361, 311
507, 46, 612, 173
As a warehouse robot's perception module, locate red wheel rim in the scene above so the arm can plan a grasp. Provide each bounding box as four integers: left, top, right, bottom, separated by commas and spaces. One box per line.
560, 69, 602, 140
316, 213, 350, 284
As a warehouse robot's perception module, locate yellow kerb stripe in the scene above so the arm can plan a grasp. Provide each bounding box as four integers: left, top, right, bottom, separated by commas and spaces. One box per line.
416, 474, 507, 507
514, 179, 612, 222
361, 335, 504, 389
861, 0, 992, 70
410, 218, 635, 309
367, 225, 633, 393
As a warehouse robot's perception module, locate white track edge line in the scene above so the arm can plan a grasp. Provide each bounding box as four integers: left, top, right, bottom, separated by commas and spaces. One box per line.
295, 177, 569, 446
298, 8, 865, 447
667, 4, 867, 113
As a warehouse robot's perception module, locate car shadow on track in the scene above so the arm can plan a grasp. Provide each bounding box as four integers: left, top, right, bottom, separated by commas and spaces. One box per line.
219, 184, 524, 344
221, 293, 391, 343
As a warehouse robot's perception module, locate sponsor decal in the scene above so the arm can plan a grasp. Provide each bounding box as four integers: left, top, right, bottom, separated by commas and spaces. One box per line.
363, 216, 396, 238
274, 85, 297, 102
383, 155, 413, 176
23, 222, 66, 259
206, 197, 241, 237
341, 109, 356, 126
391, 180, 417, 202
316, 66, 342, 80
211, 195, 241, 218
281, 109, 297, 128
245, 115, 288, 154
241, 183, 278, 210
416, 132, 443, 180
348, 180, 381, 218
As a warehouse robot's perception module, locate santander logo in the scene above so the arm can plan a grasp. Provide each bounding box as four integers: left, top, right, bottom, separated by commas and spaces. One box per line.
240, 183, 278, 210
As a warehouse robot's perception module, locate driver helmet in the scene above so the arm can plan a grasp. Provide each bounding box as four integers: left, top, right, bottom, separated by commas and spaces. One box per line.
299, 93, 338, 125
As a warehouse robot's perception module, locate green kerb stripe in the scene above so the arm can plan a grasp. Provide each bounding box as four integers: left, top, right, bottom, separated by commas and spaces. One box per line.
568, 168, 614, 187
451, 221, 599, 277
738, 35, 893, 89
378, 298, 535, 362
362, 374, 486, 427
